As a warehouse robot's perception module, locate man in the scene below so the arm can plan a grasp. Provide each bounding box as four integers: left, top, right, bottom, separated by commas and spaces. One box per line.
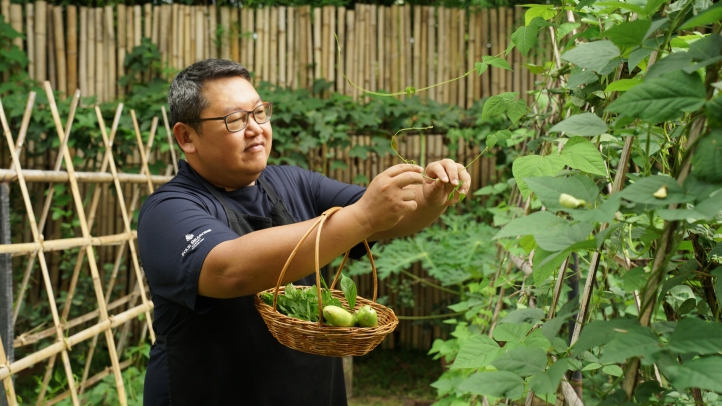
137, 58, 471, 405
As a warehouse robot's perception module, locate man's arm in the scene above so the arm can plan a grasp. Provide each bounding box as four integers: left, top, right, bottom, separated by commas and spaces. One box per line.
198, 164, 426, 298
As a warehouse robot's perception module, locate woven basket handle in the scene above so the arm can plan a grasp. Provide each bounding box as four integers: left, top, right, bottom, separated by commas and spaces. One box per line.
271, 207, 378, 327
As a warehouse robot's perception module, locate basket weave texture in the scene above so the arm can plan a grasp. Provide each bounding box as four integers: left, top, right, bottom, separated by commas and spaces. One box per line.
254, 207, 399, 357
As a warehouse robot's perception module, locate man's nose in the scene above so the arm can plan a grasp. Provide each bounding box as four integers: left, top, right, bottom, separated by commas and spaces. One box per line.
244, 115, 263, 136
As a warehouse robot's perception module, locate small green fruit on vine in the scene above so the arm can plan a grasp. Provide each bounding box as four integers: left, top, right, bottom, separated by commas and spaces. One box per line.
559, 193, 586, 209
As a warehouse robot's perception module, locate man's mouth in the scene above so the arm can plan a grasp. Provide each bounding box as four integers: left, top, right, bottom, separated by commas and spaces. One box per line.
245, 141, 264, 152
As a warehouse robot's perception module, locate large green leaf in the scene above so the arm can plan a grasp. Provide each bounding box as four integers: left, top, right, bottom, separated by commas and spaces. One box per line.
458, 371, 525, 400
603, 19, 652, 48
668, 317, 722, 355
492, 346, 548, 376
572, 194, 621, 223
680, 2, 722, 30
561, 40, 621, 72
618, 175, 695, 206
605, 78, 642, 92
501, 308, 546, 325
493, 211, 566, 240
524, 175, 600, 213
525, 5, 556, 25
691, 130, 722, 183
532, 247, 569, 286
662, 356, 722, 393
451, 335, 502, 369
511, 18, 542, 56
512, 154, 566, 199
529, 358, 575, 394
646, 52, 694, 80
599, 327, 662, 365
561, 137, 608, 176
572, 318, 641, 356
493, 323, 534, 343
605, 70, 706, 124
507, 99, 528, 124
534, 222, 594, 252
549, 113, 608, 137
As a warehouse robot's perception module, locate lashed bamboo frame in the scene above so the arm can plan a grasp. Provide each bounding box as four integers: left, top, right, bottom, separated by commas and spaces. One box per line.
0, 83, 172, 405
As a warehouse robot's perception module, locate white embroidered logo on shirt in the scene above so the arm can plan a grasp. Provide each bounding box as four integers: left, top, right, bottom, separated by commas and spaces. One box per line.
181, 229, 212, 257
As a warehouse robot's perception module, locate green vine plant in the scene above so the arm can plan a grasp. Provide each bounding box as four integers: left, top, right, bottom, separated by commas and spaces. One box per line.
341, 1, 722, 405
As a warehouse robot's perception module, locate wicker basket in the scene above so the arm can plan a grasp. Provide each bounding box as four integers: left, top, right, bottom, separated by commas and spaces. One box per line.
254, 207, 399, 357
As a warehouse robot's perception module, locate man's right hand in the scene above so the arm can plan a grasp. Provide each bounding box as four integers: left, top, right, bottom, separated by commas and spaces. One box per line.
348, 164, 425, 236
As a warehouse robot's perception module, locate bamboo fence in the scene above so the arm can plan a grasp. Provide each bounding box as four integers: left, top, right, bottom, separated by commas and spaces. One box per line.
0, 1, 549, 106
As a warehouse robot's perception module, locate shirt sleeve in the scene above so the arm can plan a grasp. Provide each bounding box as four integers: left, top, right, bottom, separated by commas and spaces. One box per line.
138, 190, 239, 313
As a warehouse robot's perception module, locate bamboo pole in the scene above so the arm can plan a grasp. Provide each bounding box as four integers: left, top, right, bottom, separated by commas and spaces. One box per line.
368, 5, 376, 94
66, 6, 77, 96
78, 7, 87, 98
220, 7, 230, 60
183, 5, 191, 68
356, 4, 366, 99
25, 3, 35, 79
152, 5, 160, 48
270, 7, 278, 86
254, 7, 263, 82
171, 4, 179, 69
159, 5, 169, 75
262, 7, 271, 82
0, 333, 17, 406
412, 6, 421, 90
457, 9, 466, 107
504, 8, 513, 93
143, 3, 152, 40
1, 93, 80, 406
325, 6, 335, 85
130, 110, 155, 194
513, 7, 523, 99
134, 5, 141, 47
196, 7, 204, 63
9, 4, 22, 50
335, 7, 345, 93
0, 169, 172, 186
95, 7, 105, 104
345, 9, 355, 98
389, 6, 398, 97
230, 7, 239, 62
489, 8, 499, 97
467, 10, 476, 108
479, 10, 488, 98
44, 82, 127, 404
241, 7, 253, 68
402, 5, 411, 93
208, 5, 217, 59
439, 7, 448, 103
52, 6, 67, 98
449, 8, 458, 105
104, 6, 116, 102
87, 8, 96, 100
419, 7, 427, 95
313, 7, 322, 81
34, 1, 47, 83
426, 6, 435, 100
117, 5, 126, 97
47, 4, 57, 91
0, 0, 7, 23
278, 7, 287, 87
160, 106, 178, 174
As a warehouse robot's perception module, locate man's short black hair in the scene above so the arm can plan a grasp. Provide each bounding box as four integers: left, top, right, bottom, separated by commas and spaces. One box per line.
168, 59, 251, 133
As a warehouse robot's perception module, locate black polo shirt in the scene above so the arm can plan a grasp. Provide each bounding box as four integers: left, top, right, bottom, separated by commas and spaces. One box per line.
138, 160, 367, 405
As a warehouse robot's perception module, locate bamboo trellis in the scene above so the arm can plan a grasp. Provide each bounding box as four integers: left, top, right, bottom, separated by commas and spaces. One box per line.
0, 1, 548, 107
0, 83, 175, 406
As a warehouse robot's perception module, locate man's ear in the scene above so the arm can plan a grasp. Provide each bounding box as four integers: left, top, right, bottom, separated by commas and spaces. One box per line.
174, 122, 197, 155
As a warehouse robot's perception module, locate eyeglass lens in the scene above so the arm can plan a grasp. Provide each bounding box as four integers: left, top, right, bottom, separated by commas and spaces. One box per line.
226, 103, 271, 132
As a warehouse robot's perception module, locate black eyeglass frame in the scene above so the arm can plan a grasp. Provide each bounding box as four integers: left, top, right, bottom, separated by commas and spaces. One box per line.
187, 102, 273, 133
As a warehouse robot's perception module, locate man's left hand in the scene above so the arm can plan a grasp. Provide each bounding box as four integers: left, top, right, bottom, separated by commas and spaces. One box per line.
421, 158, 472, 207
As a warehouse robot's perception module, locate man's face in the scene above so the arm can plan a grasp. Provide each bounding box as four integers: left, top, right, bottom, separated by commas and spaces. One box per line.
181, 76, 272, 190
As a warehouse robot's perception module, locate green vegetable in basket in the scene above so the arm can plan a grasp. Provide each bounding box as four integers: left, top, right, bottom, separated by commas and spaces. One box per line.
323, 305, 357, 327
259, 276, 349, 322
355, 305, 378, 327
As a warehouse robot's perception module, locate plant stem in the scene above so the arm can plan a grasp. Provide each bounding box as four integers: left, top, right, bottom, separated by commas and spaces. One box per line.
399, 269, 460, 296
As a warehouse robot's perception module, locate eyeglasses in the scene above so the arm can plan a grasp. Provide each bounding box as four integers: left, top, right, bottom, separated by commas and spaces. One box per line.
189, 102, 273, 133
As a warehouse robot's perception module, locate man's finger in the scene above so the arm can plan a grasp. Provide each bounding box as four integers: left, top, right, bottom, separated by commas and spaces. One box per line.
384, 163, 423, 178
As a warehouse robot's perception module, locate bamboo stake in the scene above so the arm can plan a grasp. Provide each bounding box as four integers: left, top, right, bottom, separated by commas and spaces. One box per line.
278, 7, 287, 87
230, 7, 239, 62
172, 4, 181, 70
270, 7, 278, 86
345, 10, 355, 98
426, 6, 435, 100
208, 5, 217, 59
505, 8, 514, 94
183, 5, 191, 67
48, 4, 58, 92
388, 6, 397, 97
25, 3, 35, 79
364, 5, 373, 99
489, 8, 499, 96
457, 9, 466, 107
144, 3, 151, 40
220, 7, 230, 60
196, 8, 204, 63
412, 6, 421, 89
1, 93, 80, 406
325, 6, 335, 85
335, 7, 345, 93
402, 4, 411, 93
368, 5, 376, 94
313, 7, 322, 81
48, 359, 134, 406
95, 7, 104, 104
356, 4, 366, 99
34, 1, 47, 83
467, 10, 476, 108
44, 82, 127, 404
0, 333, 17, 405
87, 8, 95, 98
104, 6, 116, 102
254, 7, 263, 82
134, 5, 141, 47
449, 8, 458, 105
130, 110, 155, 194
117, 5, 126, 97
243, 7, 254, 70
419, 7, 427, 95
51, 6, 66, 98
0, 0, 7, 23
9, 4, 22, 50
66, 6, 77, 95
160, 106, 178, 174
152, 5, 160, 49
159, 5, 169, 75
262, 7, 270, 82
